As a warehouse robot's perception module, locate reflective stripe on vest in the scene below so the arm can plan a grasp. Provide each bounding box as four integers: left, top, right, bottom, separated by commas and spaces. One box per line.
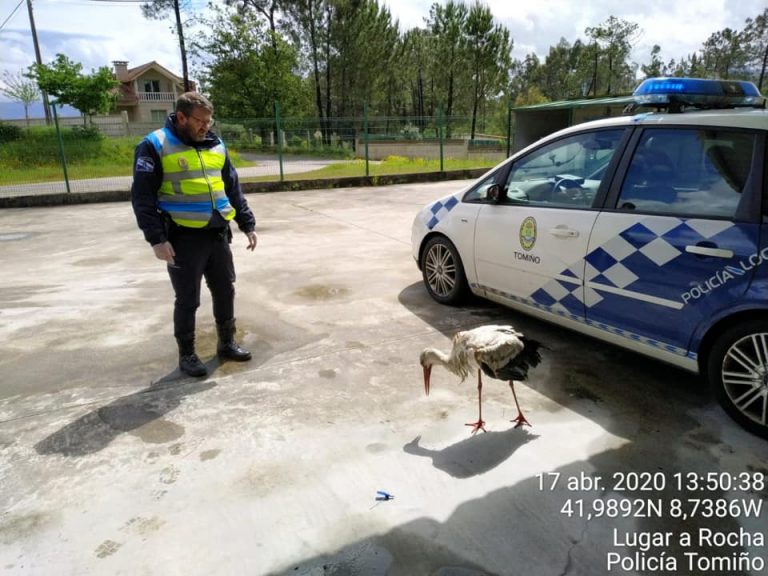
147, 128, 236, 229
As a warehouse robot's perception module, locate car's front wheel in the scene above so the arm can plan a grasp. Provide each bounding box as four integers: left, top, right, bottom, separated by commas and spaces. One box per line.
706, 320, 768, 439
421, 236, 469, 305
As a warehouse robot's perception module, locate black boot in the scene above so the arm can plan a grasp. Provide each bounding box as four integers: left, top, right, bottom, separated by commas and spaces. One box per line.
176, 333, 207, 377
216, 319, 252, 361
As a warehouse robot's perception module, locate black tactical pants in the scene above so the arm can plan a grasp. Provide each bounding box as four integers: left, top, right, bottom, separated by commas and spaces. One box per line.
167, 225, 235, 339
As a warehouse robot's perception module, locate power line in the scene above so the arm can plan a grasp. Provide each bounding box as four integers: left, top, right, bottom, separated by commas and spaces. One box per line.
0, 0, 25, 32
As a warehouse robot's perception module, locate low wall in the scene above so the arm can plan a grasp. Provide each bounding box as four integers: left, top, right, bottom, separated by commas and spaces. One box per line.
2, 112, 155, 138
357, 139, 505, 161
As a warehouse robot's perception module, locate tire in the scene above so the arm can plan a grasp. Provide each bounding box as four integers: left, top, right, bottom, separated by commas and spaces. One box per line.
420, 236, 470, 305
705, 320, 768, 440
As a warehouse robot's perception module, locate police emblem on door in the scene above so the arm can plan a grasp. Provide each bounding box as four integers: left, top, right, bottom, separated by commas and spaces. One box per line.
520, 217, 537, 251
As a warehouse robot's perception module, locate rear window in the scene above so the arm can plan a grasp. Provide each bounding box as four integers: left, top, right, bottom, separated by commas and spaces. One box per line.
617, 128, 756, 218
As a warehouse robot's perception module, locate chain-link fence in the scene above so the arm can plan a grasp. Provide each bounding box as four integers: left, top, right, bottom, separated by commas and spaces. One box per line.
0, 106, 512, 198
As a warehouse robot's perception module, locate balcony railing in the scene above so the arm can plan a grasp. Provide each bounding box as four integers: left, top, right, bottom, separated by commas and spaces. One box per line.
138, 92, 176, 102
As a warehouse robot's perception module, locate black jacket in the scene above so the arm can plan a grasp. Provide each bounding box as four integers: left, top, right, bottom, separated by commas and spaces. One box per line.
131, 114, 256, 245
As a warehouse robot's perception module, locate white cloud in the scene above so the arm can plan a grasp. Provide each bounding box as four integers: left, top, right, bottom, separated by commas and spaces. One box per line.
384, 0, 766, 64
1, 0, 190, 77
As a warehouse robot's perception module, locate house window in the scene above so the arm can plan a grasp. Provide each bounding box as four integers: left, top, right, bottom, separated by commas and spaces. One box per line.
151, 109, 167, 123
144, 80, 161, 93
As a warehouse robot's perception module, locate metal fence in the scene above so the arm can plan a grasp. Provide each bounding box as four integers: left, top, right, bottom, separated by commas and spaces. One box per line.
0, 107, 512, 198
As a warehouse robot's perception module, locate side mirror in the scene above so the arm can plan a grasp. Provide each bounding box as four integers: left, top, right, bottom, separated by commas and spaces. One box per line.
487, 183, 501, 203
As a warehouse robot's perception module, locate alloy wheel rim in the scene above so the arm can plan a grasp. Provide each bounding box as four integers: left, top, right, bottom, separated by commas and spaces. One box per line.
721, 333, 768, 427
425, 244, 456, 297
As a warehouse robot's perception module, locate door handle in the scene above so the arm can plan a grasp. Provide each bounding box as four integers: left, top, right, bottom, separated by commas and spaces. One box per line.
549, 226, 579, 238
685, 245, 733, 259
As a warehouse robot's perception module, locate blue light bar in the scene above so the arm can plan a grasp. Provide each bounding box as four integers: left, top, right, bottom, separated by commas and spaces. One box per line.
633, 77, 764, 110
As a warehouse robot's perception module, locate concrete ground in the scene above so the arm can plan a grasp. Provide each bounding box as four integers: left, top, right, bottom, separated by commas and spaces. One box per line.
1, 181, 767, 576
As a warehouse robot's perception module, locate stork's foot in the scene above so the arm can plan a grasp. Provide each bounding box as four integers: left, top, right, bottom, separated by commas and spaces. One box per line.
465, 419, 486, 434
511, 412, 531, 429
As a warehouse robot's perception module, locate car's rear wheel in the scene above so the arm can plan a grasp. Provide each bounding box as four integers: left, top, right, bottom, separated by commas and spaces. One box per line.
706, 320, 768, 439
421, 236, 469, 305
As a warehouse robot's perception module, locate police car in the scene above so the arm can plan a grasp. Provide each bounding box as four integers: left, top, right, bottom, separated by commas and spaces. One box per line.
411, 77, 768, 439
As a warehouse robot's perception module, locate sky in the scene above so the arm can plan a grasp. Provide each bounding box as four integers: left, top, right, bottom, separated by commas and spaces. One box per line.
0, 0, 765, 117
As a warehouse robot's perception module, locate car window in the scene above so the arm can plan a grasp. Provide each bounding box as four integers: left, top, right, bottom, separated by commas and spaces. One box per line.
616, 129, 756, 218
501, 129, 624, 208
463, 172, 501, 202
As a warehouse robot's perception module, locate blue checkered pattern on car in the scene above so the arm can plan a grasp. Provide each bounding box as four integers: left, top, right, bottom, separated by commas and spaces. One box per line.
530, 216, 736, 312
425, 196, 459, 229
473, 282, 693, 358
477, 216, 742, 359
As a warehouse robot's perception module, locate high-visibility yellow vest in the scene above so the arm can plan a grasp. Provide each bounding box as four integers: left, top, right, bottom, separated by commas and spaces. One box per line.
147, 127, 236, 228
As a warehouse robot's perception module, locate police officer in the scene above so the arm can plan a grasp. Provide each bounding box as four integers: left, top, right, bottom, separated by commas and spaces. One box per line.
131, 92, 257, 377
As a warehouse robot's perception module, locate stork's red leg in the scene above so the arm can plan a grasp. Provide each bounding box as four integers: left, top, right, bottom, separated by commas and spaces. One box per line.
465, 370, 486, 434
509, 380, 531, 428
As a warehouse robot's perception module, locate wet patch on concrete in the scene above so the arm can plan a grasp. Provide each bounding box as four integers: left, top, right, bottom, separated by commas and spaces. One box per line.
366, 442, 387, 453
293, 284, 349, 300
200, 449, 221, 461
0, 512, 48, 546
168, 443, 183, 455
318, 369, 337, 379
94, 539, 121, 558
129, 419, 185, 444
35, 380, 214, 456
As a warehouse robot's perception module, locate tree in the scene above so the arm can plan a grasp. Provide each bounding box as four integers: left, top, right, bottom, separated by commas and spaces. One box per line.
744, 8, 768, 89
26, 54, 118, 124
641, 45, 667, 79
463, 1, 511, 139
701, 27, 750, 79
426, 1, 468, 121
0, 70, 40, 126
282, 0, 328, 133
141, 0, 191, 91
509, 53, 542, 104
192, 4, 303, 119
585, 16, 640, 95
539, 38, 587, 100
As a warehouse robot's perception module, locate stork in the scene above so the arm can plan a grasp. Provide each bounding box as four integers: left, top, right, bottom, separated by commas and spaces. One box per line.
419, 325, 543, 434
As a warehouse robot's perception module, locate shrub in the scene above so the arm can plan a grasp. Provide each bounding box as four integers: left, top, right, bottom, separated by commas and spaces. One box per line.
0, 122, 22, 144
70, 125, 104, 142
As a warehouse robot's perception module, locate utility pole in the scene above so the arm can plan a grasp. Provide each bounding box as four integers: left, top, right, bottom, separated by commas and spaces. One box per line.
26, 0, 51, 124
171, 0, 190, 91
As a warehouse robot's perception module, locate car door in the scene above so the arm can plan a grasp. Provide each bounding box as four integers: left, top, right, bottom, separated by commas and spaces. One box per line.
585, 126, 762, 355
473, 128, 627, 320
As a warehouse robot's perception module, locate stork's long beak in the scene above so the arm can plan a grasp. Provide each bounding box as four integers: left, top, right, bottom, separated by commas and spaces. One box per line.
423, 365, 431, 396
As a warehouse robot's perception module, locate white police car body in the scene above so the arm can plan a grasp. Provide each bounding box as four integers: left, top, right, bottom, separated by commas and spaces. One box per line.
411, 78, 768, 438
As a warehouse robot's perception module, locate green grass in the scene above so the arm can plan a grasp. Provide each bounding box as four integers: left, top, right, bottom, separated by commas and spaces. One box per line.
0, 139, 499, 186
0, 137, 254, 186
239, 155, 500, 183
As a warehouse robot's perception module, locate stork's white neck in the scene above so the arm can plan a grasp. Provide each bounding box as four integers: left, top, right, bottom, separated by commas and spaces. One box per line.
420, 347, 470, 380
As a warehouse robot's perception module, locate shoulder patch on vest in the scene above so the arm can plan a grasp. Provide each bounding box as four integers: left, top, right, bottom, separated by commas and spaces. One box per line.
136, 156, 155, 172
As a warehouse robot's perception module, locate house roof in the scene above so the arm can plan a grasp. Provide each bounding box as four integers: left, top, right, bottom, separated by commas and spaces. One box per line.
122, 61, 183, 83
512, 95, 635, 111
